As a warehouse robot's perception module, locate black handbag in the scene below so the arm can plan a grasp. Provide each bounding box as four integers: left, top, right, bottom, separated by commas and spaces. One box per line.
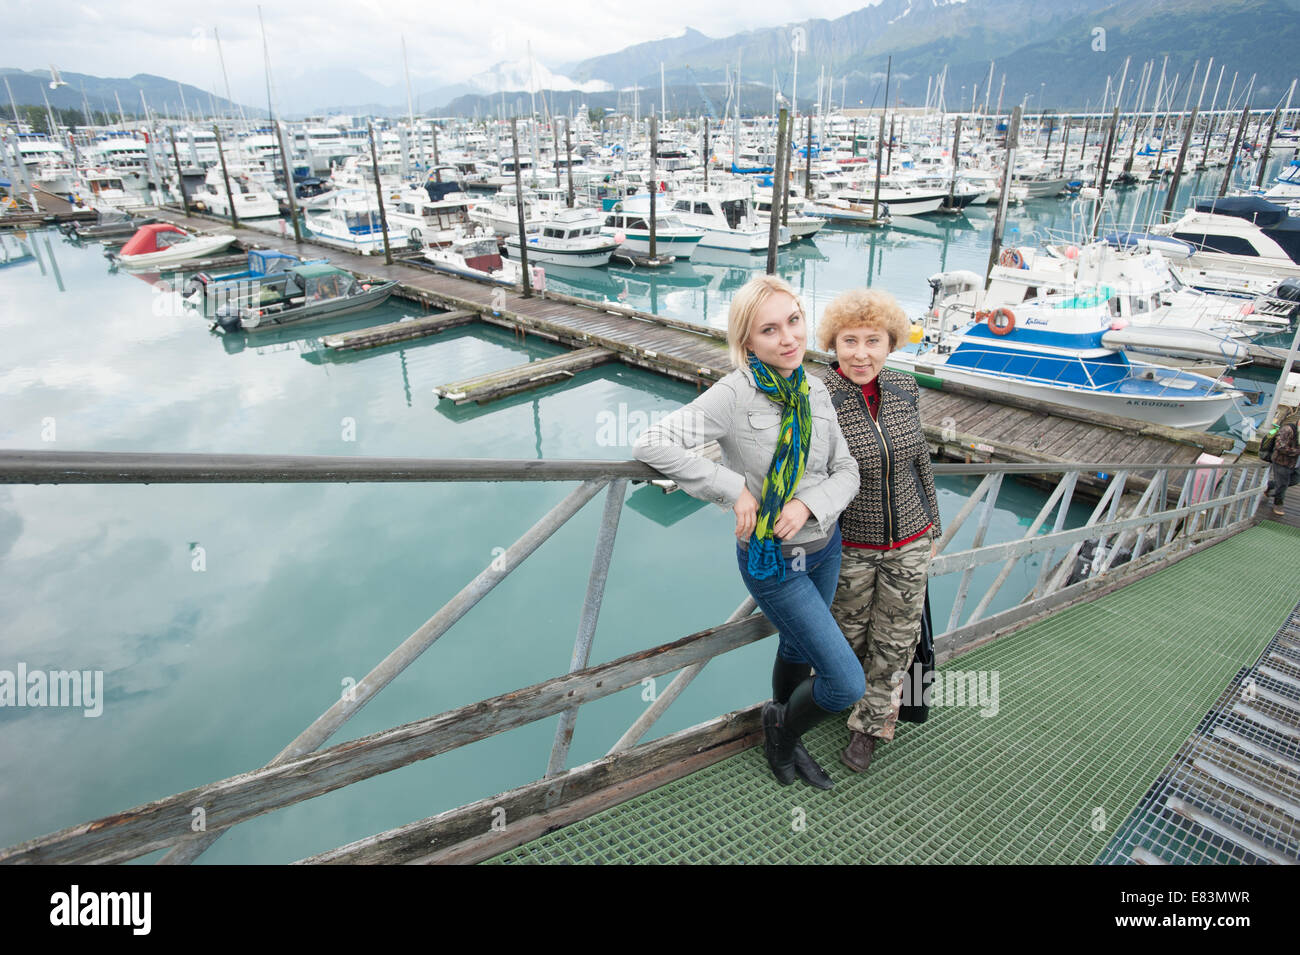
898, 586, 934, 724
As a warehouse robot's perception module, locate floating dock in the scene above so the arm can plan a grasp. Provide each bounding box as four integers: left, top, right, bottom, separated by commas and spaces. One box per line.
433, 346, 616, 404
321, 309, 476, 351
0, 189, 98, 229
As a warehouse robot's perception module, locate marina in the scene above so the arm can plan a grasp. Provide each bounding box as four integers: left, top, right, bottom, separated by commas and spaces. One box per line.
4, 18, 1300, 873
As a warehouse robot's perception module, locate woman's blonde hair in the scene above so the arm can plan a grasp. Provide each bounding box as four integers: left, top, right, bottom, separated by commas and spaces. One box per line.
726, 274, 805, 369
816, 288, 911, 353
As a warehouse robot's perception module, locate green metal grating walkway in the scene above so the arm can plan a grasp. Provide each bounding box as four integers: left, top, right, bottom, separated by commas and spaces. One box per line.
487, 521, 1300, 864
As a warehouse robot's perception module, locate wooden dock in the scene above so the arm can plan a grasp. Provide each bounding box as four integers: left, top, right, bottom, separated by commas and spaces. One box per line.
0, 189, 97, 229
433, 346, 617, 404
321, 309, 476, 351
146, 207, 1236, 475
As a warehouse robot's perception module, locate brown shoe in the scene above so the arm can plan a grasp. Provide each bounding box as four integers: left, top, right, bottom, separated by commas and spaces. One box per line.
1273, 507, 1286, 517
840, 731, 877, 773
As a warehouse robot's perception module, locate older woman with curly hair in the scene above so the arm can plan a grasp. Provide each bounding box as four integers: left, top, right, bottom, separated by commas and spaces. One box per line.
818, 288, 941, 774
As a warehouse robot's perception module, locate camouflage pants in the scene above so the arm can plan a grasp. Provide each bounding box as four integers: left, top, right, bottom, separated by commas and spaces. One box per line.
829, 535, 932, 740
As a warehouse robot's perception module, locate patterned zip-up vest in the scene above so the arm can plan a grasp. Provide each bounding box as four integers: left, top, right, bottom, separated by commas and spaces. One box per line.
824, 364, 941, 547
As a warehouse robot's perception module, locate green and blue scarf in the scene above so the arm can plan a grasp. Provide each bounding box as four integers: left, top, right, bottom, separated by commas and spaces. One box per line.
746, 353, 812, 581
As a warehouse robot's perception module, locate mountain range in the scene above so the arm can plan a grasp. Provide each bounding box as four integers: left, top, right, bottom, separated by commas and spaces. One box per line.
5, 0, 1298, 119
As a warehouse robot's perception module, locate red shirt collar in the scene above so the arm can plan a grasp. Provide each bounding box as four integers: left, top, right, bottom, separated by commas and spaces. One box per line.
836, 366, 881, 417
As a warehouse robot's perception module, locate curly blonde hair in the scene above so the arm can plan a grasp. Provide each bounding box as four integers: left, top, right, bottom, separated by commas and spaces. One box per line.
726, 274, 805, 369
816, 288, 911, 353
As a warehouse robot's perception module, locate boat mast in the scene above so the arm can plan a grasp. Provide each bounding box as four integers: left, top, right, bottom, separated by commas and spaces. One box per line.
403, 35, 425, 179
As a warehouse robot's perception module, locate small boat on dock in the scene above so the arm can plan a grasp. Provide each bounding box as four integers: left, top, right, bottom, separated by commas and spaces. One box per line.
212, 263, 397, 332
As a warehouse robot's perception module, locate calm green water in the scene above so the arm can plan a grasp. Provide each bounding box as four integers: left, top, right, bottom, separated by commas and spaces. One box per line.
0, 160, 1287, 863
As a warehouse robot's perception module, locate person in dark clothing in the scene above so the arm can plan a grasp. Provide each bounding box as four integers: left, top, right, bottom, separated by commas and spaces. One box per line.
1264, 411, 1300, 517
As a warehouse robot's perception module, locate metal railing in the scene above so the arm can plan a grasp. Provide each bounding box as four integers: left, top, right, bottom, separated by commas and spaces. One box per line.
0, 450, 1270, 864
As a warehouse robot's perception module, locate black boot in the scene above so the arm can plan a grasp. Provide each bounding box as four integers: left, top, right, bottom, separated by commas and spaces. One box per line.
763, 677, 835, 790
772, 656, 811, 704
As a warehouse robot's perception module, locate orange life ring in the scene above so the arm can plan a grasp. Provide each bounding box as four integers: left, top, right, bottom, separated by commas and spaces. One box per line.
999, 248, 1024, 269
988, 307, 1016, 335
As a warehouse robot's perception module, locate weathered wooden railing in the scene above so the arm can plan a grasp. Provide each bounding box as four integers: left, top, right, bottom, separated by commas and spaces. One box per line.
0, 450, 1269, 864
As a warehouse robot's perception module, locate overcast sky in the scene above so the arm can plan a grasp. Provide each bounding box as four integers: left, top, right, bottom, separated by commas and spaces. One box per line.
4, 0, 885, 101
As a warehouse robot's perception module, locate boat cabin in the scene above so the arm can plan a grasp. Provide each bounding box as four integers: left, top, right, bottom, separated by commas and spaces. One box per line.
672, 195, 750, 230
456, 236, 504, 274
288, 264, 359, 302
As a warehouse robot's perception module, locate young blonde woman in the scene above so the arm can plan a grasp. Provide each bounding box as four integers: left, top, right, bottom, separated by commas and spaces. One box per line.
634, 275, 860, 790
817, 288, 941, 774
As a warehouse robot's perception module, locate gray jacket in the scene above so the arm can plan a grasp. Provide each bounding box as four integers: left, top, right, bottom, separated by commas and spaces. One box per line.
633, 368, 860, 544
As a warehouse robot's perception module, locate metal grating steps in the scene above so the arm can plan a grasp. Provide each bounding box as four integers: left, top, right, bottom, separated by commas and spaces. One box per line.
1098, 604, 1300, 865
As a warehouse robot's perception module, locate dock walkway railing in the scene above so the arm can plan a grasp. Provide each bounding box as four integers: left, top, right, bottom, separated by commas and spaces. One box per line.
0, 450, 1270, 864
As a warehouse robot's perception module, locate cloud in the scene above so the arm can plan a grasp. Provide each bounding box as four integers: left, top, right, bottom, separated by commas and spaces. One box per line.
2, 0, 884, 109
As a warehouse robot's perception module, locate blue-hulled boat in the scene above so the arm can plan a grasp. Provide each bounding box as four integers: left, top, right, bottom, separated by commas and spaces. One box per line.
890, 290, 1244, 430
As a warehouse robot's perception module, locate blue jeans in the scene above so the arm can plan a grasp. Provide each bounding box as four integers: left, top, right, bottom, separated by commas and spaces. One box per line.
736, 526, 865, 712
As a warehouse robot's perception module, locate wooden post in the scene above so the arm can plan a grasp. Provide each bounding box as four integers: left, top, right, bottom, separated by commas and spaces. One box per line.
274, 119, 302, 242
774, 111, 785, 227
872, 109, 885, 223
1078, 115, 1091, 164
565, 120, 574, 208
946, 115, 963, 212
1042, 113, 1054, 160
804, 115, 813, 199
766, 107, 788, 274
1058, 118, 1070, 175
887, 114, 895, 173
367, 120, 393, 264
1095, 106, 1121, 212
703, 116, 709, 191
987, 105, 1021, 284
1163, 107, 1198, 218
168, 126, 190, 215
1255, 109, 1279, 188
1218, 104, 1250, 198
1152, 106, 1172, 178
213, 123, 239, 228
431, 124, 440, 181
649, 115, 657, 259
1199, 110, 1218, 170
512, 117, 532, 299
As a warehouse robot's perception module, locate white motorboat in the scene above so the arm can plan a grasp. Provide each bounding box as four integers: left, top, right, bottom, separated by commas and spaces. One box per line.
664, 187, 787, 252
386, 181, 477, 248
470, 186, 547, 237
111, 223, 237, 269
895, 289, 1243, 431
601, 206, 704, 259
835, 183, 948, 216
504, 207, 620, 268
304, 191, 392, 255
72, 167, 145, 212
929, 240, 1278, 347
424, 232, 521, 284
194, 167, 281, 219
1155, 196, 1300, 277
753, 189, 827, 239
